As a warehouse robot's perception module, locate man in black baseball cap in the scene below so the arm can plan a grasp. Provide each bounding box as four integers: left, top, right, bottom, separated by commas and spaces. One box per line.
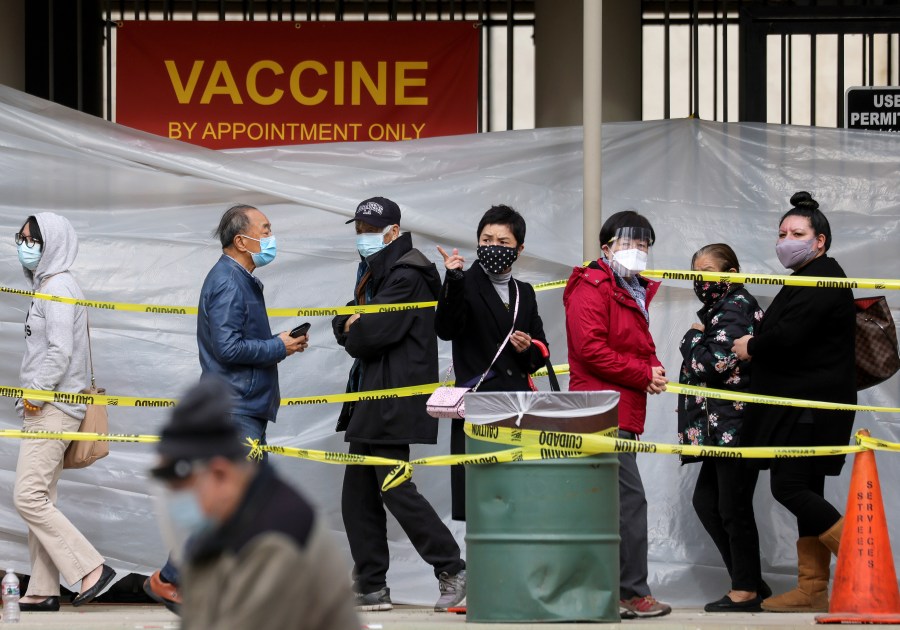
345, 196, 402, 228
148, 378, 359, 629
332, 199, 467, 612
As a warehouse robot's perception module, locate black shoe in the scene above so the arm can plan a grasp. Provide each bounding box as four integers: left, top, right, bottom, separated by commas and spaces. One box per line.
759, 581, 773, 600
72, 564, 115, 607
19, 596, 60, 612
704, 594, 763, 613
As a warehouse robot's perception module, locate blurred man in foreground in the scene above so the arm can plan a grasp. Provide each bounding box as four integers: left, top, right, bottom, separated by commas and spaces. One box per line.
150, 379, 359, 630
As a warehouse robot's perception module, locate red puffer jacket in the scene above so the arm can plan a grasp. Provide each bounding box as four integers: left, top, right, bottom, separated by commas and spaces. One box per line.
563, 260, 662, 435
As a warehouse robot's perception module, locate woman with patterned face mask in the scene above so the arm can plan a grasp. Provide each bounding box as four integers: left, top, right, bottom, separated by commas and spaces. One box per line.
677, 244, 768, 612
732, 192, 856, 613
564, 210, 671, 619
434, 204, 549, 521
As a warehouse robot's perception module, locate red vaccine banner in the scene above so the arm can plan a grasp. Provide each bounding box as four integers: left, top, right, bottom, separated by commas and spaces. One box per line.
115, 21, 479, 149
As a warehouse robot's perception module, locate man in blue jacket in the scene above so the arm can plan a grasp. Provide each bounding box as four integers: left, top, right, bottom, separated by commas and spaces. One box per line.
197, 203, 307, 448
145, 203, 307, 610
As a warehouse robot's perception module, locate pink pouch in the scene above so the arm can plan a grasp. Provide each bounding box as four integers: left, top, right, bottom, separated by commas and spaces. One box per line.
425, 386, 468, 419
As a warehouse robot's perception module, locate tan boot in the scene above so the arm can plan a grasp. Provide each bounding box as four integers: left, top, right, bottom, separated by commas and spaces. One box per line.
818, 517, 843, 556
761, 537, 831, 612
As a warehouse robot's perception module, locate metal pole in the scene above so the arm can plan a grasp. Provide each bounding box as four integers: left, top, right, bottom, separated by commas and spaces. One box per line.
583, 0, 602, 263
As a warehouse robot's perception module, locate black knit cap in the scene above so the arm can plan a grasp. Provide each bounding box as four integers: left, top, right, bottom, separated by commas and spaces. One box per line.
150, 378, 245, 480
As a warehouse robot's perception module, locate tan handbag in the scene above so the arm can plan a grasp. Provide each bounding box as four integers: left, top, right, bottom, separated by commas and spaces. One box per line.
63, 319, 109, 469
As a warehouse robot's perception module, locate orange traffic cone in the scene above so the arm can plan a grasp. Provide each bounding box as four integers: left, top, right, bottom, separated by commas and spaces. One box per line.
816, 431, 900, 624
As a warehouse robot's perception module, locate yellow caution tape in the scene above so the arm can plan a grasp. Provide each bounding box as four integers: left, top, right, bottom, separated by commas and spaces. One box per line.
857, 434, 900, 452
281, 383, 440, 406
6, 374, 899, 416
0, 286, 199, 315
643, 270, 900, 291
532, 279, 568, 292
667, 383, 900, 414
4, 386, 176, 408
0, 427, 894, 495
465, 423, 867, 459
408, 445, 600, 468
245, 438, 414, 491
246, 439, 607, 490
0, 429, 158, 443
1, 383, 443, 409
532, 363, 569, 378
5, 270, 896, 318
0, 285, 436, 316
269, 301, 437, 317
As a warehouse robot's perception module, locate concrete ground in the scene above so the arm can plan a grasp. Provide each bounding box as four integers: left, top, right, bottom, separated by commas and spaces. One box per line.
1, 602, 874, 629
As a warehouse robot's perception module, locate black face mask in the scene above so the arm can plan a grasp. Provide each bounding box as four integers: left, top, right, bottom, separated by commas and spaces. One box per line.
693, 280, 731, 305
477, 245, 518, 274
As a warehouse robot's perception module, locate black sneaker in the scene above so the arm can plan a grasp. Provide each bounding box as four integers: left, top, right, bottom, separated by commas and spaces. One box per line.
355, 587, 392, 612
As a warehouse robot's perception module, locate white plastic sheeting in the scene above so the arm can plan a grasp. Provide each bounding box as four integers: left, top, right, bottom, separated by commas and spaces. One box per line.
0, 85, 898, 605
464, 391, 620, 426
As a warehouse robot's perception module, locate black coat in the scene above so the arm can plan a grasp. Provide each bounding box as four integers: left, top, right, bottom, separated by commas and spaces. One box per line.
434, 262, 548, 521
332, 232, 442, 445
434, 262, 548, 391
743, 255, 856, 475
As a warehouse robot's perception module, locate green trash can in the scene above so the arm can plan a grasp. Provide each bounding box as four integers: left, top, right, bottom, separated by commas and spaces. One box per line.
464, 391, 621, 623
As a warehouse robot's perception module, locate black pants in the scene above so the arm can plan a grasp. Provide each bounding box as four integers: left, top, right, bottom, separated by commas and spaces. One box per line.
618, 431, 651, 599
770, 421, 842, 537
342, 441, 465, 593
450, 418, 466, 521
692, 458, 763, 592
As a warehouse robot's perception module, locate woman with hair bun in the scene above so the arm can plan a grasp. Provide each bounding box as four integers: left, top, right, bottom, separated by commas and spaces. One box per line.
732, 191, 856, 613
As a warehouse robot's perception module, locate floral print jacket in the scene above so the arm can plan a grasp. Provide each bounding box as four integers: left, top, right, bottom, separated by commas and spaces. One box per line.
677, 285, 763, 461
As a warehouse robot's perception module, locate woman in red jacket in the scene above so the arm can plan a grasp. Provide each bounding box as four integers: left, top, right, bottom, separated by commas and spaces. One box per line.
564, 210, 670, 619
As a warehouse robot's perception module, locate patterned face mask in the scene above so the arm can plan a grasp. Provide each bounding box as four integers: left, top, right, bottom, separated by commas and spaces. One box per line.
477, 245, 518, 274
693, 279, 731, 305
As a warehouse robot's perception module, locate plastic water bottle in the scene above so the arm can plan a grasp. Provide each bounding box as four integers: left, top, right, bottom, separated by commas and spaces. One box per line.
2, 569, 20, 623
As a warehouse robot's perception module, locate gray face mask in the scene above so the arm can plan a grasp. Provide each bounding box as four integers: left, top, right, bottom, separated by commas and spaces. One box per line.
775, 238, 817, 270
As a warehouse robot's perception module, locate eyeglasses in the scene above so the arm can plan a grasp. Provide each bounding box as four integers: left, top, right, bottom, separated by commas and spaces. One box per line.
14, 232, 42, 248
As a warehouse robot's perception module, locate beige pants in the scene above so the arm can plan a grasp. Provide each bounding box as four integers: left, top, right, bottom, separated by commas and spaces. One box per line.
13, 404, 104, 596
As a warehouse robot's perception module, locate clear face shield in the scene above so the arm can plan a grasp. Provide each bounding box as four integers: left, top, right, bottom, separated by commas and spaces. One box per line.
603, 227, 654, 278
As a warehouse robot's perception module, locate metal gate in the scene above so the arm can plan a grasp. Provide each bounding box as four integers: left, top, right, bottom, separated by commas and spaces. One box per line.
641, 1, 900, 127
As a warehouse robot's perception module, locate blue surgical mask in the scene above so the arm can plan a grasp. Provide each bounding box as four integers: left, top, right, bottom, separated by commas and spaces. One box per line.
356, 226, 394, 259
165, 488, 213, 536
17, 242, 41, 271
240, 235, 277, 267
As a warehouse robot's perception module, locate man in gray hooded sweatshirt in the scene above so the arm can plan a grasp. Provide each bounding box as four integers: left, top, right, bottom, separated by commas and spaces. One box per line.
14, 212, 114, 610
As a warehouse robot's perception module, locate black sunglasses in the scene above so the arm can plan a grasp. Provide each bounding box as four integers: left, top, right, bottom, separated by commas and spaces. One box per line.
14, 232, 42, 248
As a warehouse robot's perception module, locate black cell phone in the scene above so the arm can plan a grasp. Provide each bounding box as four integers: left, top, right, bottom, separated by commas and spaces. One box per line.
290, 322, 311, 338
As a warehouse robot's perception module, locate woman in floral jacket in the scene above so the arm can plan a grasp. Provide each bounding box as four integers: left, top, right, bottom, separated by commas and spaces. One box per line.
677, 243, 767, 613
